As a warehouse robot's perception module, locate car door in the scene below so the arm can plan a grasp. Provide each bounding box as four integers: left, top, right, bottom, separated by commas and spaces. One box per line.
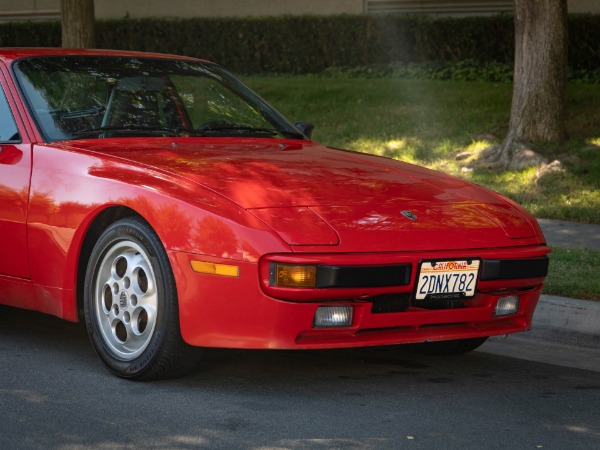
0, 73, 31, 278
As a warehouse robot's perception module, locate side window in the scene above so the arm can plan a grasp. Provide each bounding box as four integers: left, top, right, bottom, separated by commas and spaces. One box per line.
0, 87, 20, 143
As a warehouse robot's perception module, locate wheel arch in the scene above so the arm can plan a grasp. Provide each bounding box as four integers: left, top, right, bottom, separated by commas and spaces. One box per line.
76, 205, 142, 320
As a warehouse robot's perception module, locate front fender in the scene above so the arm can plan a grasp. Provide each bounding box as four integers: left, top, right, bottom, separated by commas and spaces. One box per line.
27, 144, 289, 319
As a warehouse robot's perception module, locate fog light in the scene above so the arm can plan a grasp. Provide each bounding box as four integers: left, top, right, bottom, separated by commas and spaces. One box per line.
314, 306, 353, 328
494, 295, 520, 316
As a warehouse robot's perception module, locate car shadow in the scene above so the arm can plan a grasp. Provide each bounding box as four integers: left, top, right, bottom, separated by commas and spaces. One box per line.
0, 304, 555, 390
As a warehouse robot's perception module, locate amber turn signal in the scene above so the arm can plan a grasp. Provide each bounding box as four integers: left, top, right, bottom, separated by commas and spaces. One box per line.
191, 261, 240, 277
274, 263, 317, 288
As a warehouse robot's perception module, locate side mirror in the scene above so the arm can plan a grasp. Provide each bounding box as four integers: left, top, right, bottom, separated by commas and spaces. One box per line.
294, 122, 315, 139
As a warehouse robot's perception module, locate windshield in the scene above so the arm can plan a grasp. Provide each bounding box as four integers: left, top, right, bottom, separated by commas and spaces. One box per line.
13, 56, 304, 142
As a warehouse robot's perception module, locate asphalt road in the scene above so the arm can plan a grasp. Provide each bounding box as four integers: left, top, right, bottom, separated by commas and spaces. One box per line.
1, 305, 599, 450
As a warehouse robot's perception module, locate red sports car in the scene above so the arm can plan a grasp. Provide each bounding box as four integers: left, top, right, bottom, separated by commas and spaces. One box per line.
0, 48, 549, 380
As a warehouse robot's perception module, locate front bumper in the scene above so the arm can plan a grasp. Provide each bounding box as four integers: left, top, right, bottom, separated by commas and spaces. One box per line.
170, 246, 549, 350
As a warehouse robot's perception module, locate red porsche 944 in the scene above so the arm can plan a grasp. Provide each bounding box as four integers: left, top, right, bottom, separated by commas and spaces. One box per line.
0, 49, 549, 379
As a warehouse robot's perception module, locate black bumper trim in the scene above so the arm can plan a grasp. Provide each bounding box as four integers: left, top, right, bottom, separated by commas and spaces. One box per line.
480, 256, 549, 281
317, 264, 412, 288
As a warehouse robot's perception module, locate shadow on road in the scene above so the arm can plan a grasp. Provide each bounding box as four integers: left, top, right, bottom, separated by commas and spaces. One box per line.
2, 305, 600, 450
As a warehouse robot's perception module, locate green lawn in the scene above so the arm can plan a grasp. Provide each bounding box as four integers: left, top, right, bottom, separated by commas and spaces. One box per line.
246, 76, 600, 300
544, 247, 600, 300
246, 77, 600, 223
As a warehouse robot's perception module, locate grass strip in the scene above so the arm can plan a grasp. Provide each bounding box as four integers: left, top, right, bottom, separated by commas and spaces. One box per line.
544, 247, 600, 300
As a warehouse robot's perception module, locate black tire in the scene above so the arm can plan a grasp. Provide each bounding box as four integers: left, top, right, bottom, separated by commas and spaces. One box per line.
84, 217, 201, 380
406, 337, 488, 356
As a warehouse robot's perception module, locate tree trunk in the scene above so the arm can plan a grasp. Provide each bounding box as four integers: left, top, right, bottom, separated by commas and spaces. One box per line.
472, 0, 568, 170
61, 0, 95, 48
507, 0, 568, 144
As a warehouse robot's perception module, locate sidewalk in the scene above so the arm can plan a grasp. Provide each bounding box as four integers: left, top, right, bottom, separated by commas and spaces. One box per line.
537, 218, 600, 251
527, 219, 600, 350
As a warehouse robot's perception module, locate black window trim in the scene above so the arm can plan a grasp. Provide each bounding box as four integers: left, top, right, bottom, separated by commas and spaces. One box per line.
0, 66, 23, 145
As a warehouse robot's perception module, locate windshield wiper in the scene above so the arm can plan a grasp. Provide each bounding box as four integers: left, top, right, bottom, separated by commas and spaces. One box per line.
72, 125, 188, 139
199, 124, 304, 139
200, 125, 278, 135
71, 124, 304, 140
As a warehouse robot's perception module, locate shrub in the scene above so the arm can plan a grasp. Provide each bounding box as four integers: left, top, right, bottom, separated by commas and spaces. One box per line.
0, 14, 598, 79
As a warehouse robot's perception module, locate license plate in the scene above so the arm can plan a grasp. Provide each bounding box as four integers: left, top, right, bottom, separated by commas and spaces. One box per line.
415, 260, 480, 300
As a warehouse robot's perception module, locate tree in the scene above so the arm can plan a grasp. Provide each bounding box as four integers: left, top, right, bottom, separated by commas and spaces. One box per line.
61, 0, 95, 48
474, 0, 568, 170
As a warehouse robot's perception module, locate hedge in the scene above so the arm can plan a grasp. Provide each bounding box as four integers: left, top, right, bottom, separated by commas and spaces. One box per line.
0, 14, 598, 75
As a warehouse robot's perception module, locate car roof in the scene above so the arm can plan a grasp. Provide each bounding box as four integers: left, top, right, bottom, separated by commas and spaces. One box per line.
0, 47, 206, 64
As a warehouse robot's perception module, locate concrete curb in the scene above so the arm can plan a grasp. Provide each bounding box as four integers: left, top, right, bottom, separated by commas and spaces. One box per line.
528, 220, 600, 351
528, 295, 600, 350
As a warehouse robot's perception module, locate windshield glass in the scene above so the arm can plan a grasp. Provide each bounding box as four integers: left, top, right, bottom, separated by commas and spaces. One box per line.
13, 56, 304, 142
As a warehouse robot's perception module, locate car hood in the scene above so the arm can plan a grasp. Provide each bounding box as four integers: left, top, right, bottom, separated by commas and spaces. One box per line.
58, 138, 541, 251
